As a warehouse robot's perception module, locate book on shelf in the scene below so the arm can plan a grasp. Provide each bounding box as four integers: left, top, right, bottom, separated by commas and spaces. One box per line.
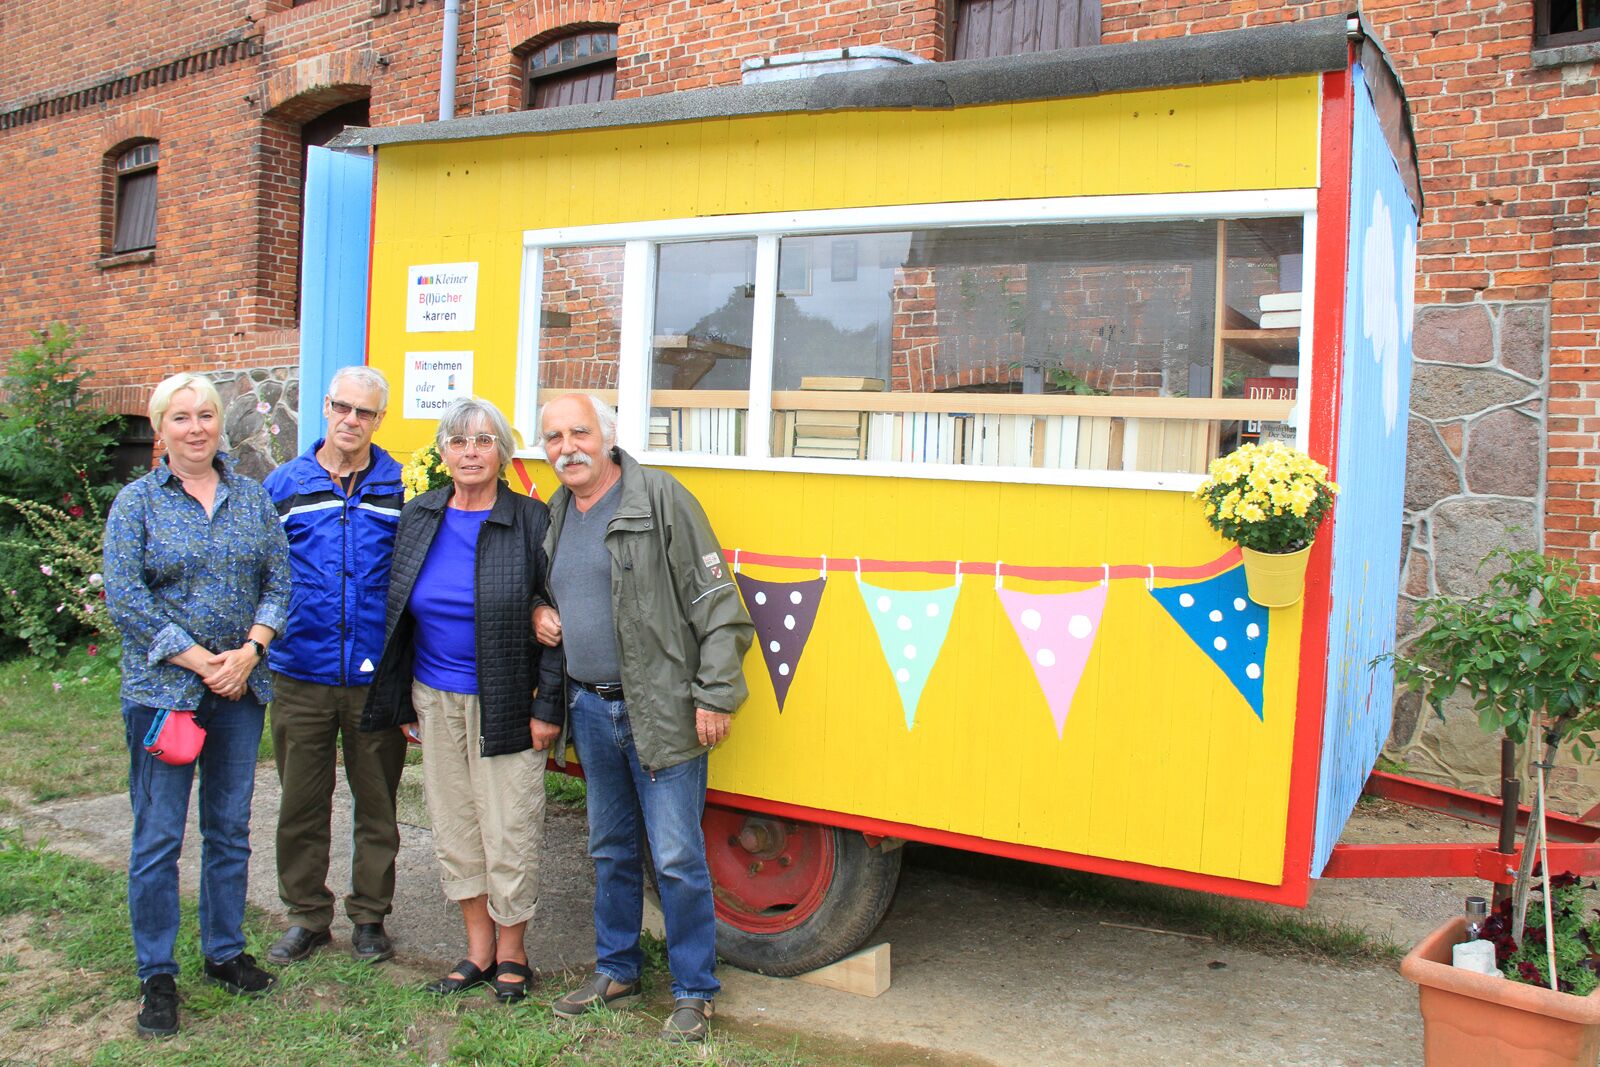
1258, 291, 1303, 313
1241, 375, 1297, 444
1259, 310, 1302, 329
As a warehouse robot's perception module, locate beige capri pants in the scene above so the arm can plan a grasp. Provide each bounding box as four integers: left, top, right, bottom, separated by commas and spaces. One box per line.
412, 681, 545, 926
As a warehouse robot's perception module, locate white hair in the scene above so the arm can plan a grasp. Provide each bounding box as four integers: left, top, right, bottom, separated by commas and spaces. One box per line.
538, 392, 618, 447
435, 396, 515, 469
328, 365, 389, 409
148, 372, 222, 431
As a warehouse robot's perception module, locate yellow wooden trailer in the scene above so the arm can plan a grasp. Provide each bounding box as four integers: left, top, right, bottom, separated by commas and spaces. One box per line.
316, 15, 1422, 972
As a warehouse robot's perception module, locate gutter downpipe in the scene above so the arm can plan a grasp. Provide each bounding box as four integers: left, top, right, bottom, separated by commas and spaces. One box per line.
438, 0, 461, 120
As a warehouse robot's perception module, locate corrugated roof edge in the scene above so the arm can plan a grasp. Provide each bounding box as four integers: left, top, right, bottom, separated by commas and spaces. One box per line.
331, 14, 1353, 150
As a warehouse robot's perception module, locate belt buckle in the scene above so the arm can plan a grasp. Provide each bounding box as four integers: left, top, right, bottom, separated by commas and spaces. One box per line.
594, 682, 624, 700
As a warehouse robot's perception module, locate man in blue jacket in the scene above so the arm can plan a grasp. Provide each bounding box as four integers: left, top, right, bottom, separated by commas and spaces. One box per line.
262, 366, 408, 965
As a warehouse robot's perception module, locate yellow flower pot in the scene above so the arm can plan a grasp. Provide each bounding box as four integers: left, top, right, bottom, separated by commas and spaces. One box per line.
1239, 544, 1313, 608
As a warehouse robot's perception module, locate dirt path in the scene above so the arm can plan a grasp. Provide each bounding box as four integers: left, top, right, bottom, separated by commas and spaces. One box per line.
13, 773, 1489, 1066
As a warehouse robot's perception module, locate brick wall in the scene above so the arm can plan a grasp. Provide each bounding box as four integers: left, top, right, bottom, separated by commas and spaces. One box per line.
0, 0, 956, 418
2, 0, 1595, 577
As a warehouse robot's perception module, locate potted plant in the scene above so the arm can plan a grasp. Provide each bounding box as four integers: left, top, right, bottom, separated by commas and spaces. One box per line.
1192, 441, 1337, 607
1392, 548, 1600, 1066
400, 441, 452, 501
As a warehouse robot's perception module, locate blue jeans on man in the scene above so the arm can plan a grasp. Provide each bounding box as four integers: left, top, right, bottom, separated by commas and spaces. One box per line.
568, 686, 719, 1000
123, 695, 265, 981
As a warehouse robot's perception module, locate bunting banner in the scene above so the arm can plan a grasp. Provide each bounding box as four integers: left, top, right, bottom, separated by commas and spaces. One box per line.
997, 584, 1109, 738
736, 573, 826, 711
858, 578, 961, 730
1147, 567, 1268, 719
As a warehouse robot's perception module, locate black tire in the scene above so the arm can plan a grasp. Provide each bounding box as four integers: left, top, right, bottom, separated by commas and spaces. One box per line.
710, 820, 903, 977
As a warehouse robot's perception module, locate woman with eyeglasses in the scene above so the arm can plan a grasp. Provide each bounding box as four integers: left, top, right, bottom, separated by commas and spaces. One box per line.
362, 396, 564, 1004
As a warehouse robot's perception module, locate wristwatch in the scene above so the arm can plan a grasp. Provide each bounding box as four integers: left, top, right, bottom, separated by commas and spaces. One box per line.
246, 639, 267, 660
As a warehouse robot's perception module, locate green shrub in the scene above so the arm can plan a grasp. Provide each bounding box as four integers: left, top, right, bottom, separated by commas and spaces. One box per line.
0, 325, 120, 659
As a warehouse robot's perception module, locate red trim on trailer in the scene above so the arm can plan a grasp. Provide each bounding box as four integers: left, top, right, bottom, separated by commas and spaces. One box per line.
1323, 843, 1600, 882
704, 788, 1309, 905
1278, 64, 1356, 902
1365, 771, 1600, 844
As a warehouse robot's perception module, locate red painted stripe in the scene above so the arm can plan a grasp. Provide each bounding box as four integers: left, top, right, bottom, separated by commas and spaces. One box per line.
704, 789, 1312, 906
1278, 65, 1356, 895
509, 458, 540, 499
729, 547, 1243, 583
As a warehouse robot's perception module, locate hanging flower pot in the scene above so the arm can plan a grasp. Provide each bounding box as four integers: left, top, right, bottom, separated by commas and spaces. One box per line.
1193, 443, 1337, 608
1402, 917, 1600, 1067
1239, 544, 1314, 608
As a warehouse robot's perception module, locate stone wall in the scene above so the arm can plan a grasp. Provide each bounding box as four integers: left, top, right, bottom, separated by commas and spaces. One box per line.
1382, 301, 1585, 804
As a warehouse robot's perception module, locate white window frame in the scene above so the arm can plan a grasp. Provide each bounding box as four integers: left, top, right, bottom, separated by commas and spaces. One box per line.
516, 189, 1318, 493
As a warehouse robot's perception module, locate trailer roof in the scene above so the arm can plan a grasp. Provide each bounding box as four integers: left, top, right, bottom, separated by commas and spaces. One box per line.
334, 14, 1421, 211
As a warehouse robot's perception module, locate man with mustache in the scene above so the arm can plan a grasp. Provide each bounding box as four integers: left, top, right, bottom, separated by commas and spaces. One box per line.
535, 392, 752, 1044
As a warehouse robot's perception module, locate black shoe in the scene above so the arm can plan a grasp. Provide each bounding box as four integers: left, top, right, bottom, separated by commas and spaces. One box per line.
136, 974, 179, 1038
204, 953, 277, 996
267, 925, 331, 965
350, 922, 394, 964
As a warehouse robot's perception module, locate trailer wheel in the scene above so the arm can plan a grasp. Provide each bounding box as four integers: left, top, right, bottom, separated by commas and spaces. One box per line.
703, 805, 902, 977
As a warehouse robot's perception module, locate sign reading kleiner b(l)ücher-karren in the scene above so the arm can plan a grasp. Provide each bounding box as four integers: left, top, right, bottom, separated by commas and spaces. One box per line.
406, 262, 478, 332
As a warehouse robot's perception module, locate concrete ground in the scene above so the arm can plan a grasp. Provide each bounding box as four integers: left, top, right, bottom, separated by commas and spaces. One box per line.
18, 769, 1489, 1066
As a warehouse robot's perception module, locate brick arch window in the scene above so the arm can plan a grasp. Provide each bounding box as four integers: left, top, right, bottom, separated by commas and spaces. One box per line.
111, 141, 159, 254
950, 0, 1100, 60
523, 27, 617, 109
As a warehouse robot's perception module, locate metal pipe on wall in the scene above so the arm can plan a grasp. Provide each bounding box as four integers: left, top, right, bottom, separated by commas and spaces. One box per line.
438, 0, 461, 120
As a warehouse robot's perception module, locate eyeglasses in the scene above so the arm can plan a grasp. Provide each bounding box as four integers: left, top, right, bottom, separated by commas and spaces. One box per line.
328, 397, 382, 423
444, 433, 498, 454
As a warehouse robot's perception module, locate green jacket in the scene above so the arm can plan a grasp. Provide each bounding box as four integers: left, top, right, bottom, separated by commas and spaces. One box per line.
544, 448, 754, 771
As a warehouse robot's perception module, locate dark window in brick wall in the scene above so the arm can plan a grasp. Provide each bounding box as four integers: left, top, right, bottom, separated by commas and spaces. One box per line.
112, 142, 159, 254
524, 29, 617, 109
950, 0, 1100, 60
1535, 0, 1600, 47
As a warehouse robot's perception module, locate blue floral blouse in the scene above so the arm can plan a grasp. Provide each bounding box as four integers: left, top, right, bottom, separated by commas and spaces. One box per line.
104, 453, 291, 708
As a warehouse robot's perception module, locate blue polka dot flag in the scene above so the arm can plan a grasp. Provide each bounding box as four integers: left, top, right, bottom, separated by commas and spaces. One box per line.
735, 574, 826, 711
857, 578, 962, 730
1148, 566, 1268, 720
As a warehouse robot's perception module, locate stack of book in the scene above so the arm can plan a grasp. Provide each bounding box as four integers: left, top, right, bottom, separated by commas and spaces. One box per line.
1257, 291, 1302, 330
778, 375, 884, 460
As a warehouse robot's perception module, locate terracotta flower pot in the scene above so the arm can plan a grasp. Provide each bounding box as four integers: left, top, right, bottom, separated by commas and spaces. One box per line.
1401, 917, 1600, 1067
1238, 543, 1312, 608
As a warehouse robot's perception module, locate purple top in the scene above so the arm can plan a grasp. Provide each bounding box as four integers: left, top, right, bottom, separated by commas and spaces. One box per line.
409, 506, 492, 695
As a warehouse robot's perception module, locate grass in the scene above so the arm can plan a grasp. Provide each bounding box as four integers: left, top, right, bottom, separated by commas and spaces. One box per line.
0, 649, 125, 807
0, 652, 583, 815
911, 846, 1405, 964
0, 831, 846, 1066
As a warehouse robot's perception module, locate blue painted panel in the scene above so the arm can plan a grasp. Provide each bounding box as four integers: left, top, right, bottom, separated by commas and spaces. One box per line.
1310, 67, 1419, 877
298, 146, 375, 453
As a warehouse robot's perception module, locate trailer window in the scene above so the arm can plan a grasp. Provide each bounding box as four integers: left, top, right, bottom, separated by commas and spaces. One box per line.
647, 239, 755, 457
537, 243, 625, 400
520, 195, 1311, 488
766, 219, 1302, 472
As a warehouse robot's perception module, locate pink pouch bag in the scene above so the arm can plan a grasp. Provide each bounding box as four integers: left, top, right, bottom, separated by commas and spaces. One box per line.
142, 709, 206, 765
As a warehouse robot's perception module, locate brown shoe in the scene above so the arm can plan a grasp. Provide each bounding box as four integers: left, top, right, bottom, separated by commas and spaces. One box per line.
551, 971, 641, 1017
660, 997, 712, 1043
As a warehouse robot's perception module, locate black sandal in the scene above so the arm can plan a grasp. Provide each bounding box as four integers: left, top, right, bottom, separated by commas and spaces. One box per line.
492, 960, 532, 1004
423, 958, 492, 996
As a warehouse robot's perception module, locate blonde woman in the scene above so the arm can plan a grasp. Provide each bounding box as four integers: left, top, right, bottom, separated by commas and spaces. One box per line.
104, 372, 291, 1037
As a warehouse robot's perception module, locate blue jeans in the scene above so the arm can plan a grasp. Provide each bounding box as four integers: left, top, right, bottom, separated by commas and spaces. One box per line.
569, 686, 718, 1000
123, 695, 265, 981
